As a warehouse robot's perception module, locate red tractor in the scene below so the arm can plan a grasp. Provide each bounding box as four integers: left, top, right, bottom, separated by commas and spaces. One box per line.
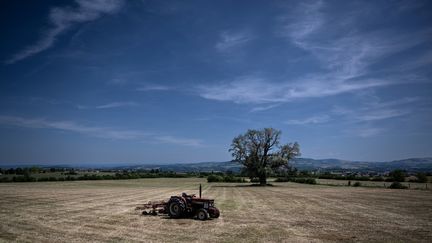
137, 185, 220, 220
166, 192, 220, 220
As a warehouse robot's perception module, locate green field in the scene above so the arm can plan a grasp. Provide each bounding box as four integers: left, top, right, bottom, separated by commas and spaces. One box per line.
1, 178, 431, 242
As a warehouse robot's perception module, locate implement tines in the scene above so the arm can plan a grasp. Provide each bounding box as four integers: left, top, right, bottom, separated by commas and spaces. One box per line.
135, 200, 167, 215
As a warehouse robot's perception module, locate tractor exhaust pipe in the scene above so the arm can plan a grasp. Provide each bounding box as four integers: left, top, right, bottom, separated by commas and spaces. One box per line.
199, 184, 202, 198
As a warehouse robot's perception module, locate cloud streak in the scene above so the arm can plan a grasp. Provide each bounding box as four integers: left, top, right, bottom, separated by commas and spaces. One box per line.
155, 136, 203, 147
332, 96, 419, 122
198, 76, 392, 104
215, 31, 254, 52
198, 1, 430, 105
285, 115, 330, 125
350, 127, 385, 138
77, 101, 139, 109
0, 115, 202, 146
136, 85, 173, 91
5, 0, 124, 64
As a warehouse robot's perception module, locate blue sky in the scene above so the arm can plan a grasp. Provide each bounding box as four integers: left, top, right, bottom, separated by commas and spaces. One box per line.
0, 0, 431, 164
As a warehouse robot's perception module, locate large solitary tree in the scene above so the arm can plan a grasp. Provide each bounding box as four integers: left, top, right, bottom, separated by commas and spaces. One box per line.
230, 128, 300, 185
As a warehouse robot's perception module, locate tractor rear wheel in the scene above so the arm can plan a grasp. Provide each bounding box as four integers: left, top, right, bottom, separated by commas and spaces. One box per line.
197, 209, 209, 220
168, 199, 185, 218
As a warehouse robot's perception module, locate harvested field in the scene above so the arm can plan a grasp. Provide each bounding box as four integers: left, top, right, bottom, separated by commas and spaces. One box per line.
316, 178, 432, 190
0, 178, 431, 242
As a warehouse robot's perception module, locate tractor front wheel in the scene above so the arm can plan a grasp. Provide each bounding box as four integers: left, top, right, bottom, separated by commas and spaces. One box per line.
197, 209, 209, 220
210, 207, 220, 218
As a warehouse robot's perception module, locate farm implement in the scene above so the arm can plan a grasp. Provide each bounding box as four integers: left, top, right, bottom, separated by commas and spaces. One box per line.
136, 184, 220, 220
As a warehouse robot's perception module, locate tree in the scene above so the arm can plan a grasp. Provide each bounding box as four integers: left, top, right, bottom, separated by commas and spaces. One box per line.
416, 172, 427, 183
389, 169, 405, 182
229, 128, 300, 185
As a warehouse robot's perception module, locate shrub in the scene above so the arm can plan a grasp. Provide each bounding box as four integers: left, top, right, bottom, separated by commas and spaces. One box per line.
352, 182, 361, 187
275, 177, 290, 182
416, 173, 428, 183
371, 176, 384, 181
207, 175, 223, 182
291, 178, 317, 184
223, 175, 245, 183
389, 170, 406, 182
275, 177, 316, 184
207, 174, 245, 183
0, 177, 11, 182
389, 181, 407, 189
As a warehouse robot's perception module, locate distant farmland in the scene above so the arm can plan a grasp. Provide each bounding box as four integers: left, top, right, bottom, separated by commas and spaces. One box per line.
0, 178, 431, 242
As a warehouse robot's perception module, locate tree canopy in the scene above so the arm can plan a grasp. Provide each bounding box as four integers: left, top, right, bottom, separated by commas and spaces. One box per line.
230, 128, 300, 185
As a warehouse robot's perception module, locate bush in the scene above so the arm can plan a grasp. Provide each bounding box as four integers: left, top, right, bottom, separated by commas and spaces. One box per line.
275, 177, 316, 184
223, 175, 245, 183
0, 177, 11, 182
290, 178, 317, 184
389, 170, 406, 182
389, 181, 407, 189
274, 177, 290, 182
207, 175, 223, 182
12, 175, 36, 182
416, 173, 428, 183
352, 182, 361, 187
207, 174, 245, 183
371, 176, 384, 181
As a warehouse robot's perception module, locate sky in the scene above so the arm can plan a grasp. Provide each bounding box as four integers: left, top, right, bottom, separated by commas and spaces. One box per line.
0, 0, 431, 165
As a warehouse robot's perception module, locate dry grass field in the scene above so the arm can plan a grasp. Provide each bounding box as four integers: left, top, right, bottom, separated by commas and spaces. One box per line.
1, 178, 431, 242
316, 179, 432, 190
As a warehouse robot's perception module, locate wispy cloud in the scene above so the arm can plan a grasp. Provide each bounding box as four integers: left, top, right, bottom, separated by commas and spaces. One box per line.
197, 76, 392, 104
279, 0, 324, 47
195, 115, 253, 124
332, 96, 419, 122
359, 109, 410, 122
5, 0, 124, 64
136, 84, 173, 91
0, 115, 144, 140
285, 115, 330, 125
279, 1, 431, 79
198, 1, 430, 105
350, 127, 385, 138
0, 115, 202, 146
95, 101, 139, 109
215, 31, 254, 52
250, 104, 281, 112
155, 136, 203, 147
77, 101, 139, 109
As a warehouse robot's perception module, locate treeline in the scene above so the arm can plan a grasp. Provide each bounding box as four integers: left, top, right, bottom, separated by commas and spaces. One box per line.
0, 171, 199, 183
315, 170, 428, 183
274, 169, 429, 183
0, 167, 46, 175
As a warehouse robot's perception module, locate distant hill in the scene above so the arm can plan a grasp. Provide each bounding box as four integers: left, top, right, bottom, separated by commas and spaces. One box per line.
114, 157, 432, 173
2, 157, 431, 173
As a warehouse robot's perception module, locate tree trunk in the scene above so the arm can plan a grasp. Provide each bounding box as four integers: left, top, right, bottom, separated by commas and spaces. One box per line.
259, 175, 267, 186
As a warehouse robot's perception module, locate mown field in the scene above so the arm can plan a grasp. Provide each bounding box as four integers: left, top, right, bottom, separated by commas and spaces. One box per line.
0, 178, 431, 242
316, 178, 431, 190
